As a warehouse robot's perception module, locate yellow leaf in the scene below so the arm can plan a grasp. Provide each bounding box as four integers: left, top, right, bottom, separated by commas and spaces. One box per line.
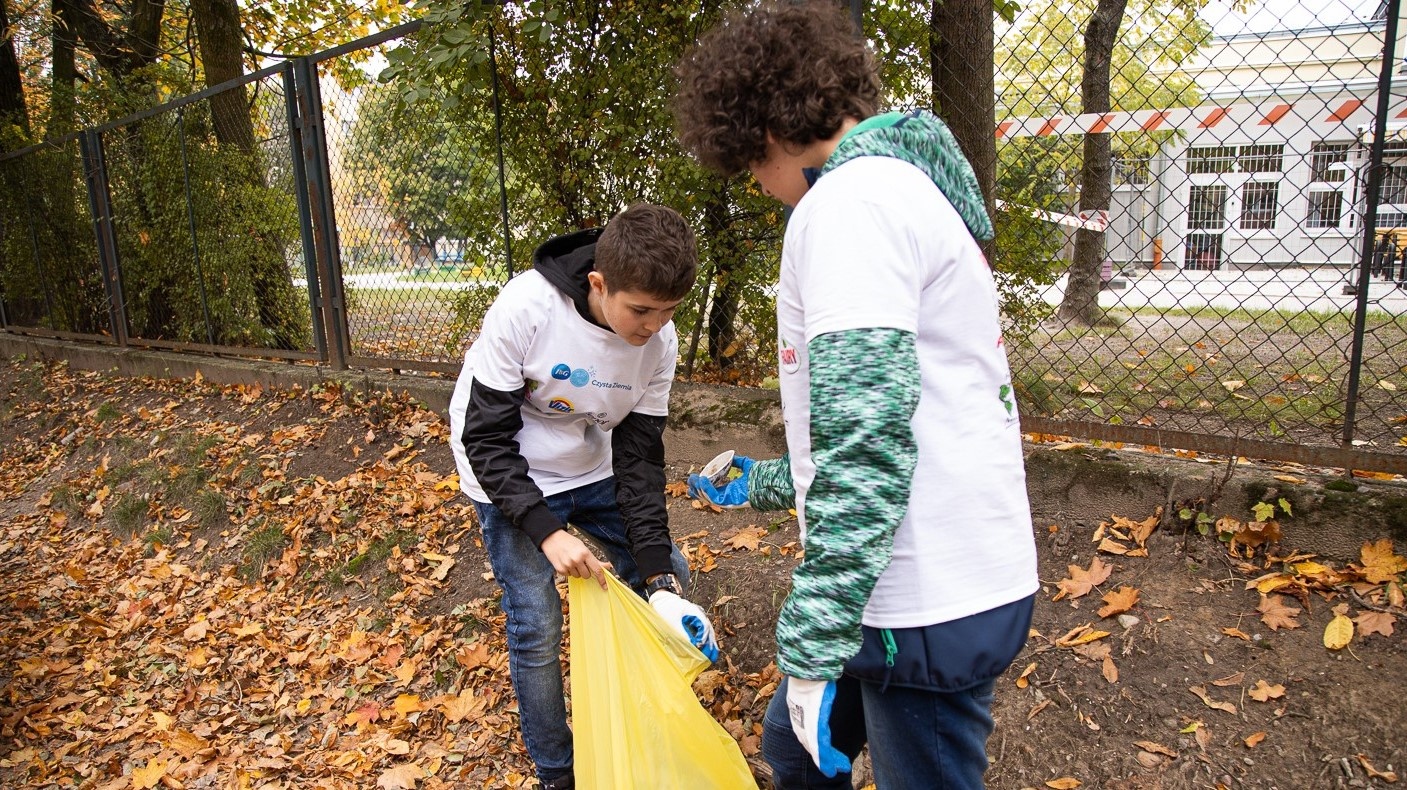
441, 691, 481, 722
433, 474, 459, 491
1323, 614, 1354, 650
1360, 539, 1407, 583
296, 698, 313, 715
1248, 680, 1286, 702
376, 764, 424, 789
131, 758, 168, 789
393, 694, 424, 717
233, 623, 263, 637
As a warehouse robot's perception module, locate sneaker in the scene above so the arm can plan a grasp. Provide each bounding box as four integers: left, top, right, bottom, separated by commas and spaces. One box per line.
540, 773, 575, 790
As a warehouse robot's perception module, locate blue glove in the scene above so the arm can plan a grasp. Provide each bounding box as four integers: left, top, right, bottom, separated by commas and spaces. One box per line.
687, 455, 755, 509
786, 677, 850, 777
649, 590, 720, 663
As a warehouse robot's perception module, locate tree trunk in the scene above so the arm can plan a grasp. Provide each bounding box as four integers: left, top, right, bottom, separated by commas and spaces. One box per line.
0, 0, 30, 146
929, 0, 996, 255
702, 184, 741, 374
47, 0, 79, 140
1058, 0, 1127, 326
190, 0, 255, 154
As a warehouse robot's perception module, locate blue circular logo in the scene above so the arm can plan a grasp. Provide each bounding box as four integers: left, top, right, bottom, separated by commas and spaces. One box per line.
551, 363, 572, 380
570, 368, 590, 387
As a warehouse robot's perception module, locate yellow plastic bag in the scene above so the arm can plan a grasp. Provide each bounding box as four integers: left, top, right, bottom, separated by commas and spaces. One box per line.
567, 573, 755, 789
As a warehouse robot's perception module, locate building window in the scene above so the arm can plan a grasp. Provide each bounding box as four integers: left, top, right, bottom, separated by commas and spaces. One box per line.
1380, 164, 1407, 205
1114, 154, 1150, 186
1307, 191, 1344, 228
1241, 182, 1279, 229
1310, 142, 1350, 182
1238, 144, 1284, 174
1187, 146, 1237, 174
1188, 185, 1228, 229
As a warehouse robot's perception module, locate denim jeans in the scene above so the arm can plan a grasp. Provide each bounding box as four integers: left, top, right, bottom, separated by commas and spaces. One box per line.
472, 476, 691, 785
762, 675, 997, 790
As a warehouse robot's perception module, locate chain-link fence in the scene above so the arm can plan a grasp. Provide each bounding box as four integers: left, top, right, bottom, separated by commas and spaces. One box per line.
995, 0, 1406, 471
1, 3, 1404, 472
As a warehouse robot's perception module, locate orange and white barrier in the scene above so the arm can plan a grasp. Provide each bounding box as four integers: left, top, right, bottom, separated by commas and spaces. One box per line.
994, 199, 1109, 231
995, 99, 1376, 140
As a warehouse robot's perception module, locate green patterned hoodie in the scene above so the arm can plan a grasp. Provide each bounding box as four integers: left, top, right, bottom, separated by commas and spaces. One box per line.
746, 109, 993, 680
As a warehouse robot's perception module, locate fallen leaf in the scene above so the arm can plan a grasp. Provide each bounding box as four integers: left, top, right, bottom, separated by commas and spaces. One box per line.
1221, 379, 1245, 392
725, 526, 767, 551
1053, 557, 1113, 601
1221, 627, 1251, 641
1360, 539, 1407, 583
1323, 613, 1354, 650
377, 764, 424, 789
1248, 680, 1285, 702
1135, 740, 1177, 757
1016, 662, 1037, 689
131, 759, 168, 790
1356, 754, 1399, 782
1102, 655, 1118, 683
1258, 594, 1302, 631
1097, 586, 1140, 618
665, 481, 689, 498
1189, 685, 1237, 714
1211, 671, 1245, 686
1045, 779, 1082, 789
1356, 610, 1395, 637
1244, 731, 1267, 747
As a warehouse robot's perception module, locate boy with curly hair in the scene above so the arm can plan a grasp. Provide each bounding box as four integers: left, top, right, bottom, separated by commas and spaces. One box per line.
449, 203, 716, 790
674, 3, 1038, 788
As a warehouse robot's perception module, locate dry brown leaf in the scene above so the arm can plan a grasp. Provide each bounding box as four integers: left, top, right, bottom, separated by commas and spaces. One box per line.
1028, 698, 1053, 720
1211, 671, 1245, 687
1356, 610, 1396, 637
664, 481, 689, 498
1102, 655, 1119, 683
131, 758, 168, 790
1258, 594, 1302, 631
376, 764, 424, 789
1189, 685, 1237, 714
1244, 731, 1267, 747
1248, 680, 1286, 702
1045, 779, 1082, 789
1356, 754, 1399, 782
1097, 586, 1140, 618
1221, 627, 1251, 641
1134, 740, 1177, 757
1053, 557, 1113, 601
1015, 662, 1037, 689
725, 526, 767, 551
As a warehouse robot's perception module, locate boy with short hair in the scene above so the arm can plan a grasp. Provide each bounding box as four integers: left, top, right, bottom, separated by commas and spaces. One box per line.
448, 203, 716, 790
674, 4, 1039, 788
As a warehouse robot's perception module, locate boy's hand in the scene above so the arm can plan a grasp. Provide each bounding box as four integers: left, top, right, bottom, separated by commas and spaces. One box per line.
785, 677, 850, 777
687, 454, 755, 509
648, 590, 720, 662
540, 530, 607, 589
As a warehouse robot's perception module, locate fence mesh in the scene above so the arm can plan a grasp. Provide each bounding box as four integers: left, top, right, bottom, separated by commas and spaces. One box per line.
97, 71, 314, 354
0, 134, 106, 339
316, 40, 510, 370
994, 0, 1407, 458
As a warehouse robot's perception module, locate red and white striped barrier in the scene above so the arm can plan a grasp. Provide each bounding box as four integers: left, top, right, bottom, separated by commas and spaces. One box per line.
995, 98, 1377, 140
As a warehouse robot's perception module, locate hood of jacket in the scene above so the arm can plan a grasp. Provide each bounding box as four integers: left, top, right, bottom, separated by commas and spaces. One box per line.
817, 109, 994, 242
531, 227, 603, 310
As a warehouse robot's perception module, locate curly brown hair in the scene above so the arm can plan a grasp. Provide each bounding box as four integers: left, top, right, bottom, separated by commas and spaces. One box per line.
673, 1, 881, 176
595, 203, 698, 301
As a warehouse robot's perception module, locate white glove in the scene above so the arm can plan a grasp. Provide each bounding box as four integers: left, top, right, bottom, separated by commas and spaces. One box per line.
648, 590, 720, 662
786, 677, 851, 777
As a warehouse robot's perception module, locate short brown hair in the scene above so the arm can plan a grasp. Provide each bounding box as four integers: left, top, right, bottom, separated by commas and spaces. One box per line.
594, 203, 698, 300
673, 1, 881, 176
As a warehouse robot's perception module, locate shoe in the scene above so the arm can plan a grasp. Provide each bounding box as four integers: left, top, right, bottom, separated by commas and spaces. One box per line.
540, 773, 575, 790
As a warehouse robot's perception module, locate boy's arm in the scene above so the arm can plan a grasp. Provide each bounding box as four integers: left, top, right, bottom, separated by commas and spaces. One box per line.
611, 411, 673, 579
747, 454, 795, 511
462, 379, 562, 546
775, 328, 920, 680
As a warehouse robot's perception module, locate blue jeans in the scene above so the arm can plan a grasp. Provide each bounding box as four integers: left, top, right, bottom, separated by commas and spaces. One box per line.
473, 476, 691, 784
762, 675, 997, 790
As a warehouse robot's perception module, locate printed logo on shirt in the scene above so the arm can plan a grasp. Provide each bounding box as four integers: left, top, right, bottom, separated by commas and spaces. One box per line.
570, 368, 591, 387
551, 363, 572, 380
547, 398, 574, 413
779, 337, 801, 374
999, 383, 1015, 415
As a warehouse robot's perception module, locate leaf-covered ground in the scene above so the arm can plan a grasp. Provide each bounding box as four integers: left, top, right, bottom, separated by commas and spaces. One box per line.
0, 358, 1403, 789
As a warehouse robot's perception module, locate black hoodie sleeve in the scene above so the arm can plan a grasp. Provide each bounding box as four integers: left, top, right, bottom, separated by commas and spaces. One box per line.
461, 379, 563, 547
611, 411, 673, 579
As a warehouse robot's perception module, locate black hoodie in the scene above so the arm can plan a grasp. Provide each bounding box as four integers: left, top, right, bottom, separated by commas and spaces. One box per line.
456, 229, 675, 580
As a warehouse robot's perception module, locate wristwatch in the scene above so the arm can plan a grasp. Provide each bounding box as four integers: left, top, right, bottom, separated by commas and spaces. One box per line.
644, 573, 682, 597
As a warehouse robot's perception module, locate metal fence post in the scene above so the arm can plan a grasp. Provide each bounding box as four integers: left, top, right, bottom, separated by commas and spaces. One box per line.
489, 27, 514, 277
80, 130, 128, 346
283, 63, 329, 363
293, 56, 349, 370
1342, 0, 1401, 451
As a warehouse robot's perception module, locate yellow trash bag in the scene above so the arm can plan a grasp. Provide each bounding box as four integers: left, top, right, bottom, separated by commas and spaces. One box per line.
567, 573, 756, 789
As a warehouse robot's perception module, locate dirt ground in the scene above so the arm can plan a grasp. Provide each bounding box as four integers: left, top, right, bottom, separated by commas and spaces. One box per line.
0, 358, 1403, 789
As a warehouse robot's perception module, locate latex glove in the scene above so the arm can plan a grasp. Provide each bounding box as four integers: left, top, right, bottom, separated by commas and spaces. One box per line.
649, 590, 720, 663
786, 677, 850, 778
687, 455, 755, 509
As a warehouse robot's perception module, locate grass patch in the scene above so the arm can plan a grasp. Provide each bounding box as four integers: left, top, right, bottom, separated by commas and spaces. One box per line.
193, 489, 227, 529
109, 493, 149, 537
142, 524, 175, 553
340, 529, 419, 577
94, 402, 122, 423
239, 523, 289, 582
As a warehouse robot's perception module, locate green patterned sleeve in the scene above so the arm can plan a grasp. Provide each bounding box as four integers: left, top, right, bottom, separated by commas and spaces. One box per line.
775, 328, 920, 680
747, 454, 794, 512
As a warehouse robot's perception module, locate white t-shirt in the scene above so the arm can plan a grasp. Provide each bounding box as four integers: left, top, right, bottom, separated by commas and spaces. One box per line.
449, 270, 677, 502
778, 155, 1039, 628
